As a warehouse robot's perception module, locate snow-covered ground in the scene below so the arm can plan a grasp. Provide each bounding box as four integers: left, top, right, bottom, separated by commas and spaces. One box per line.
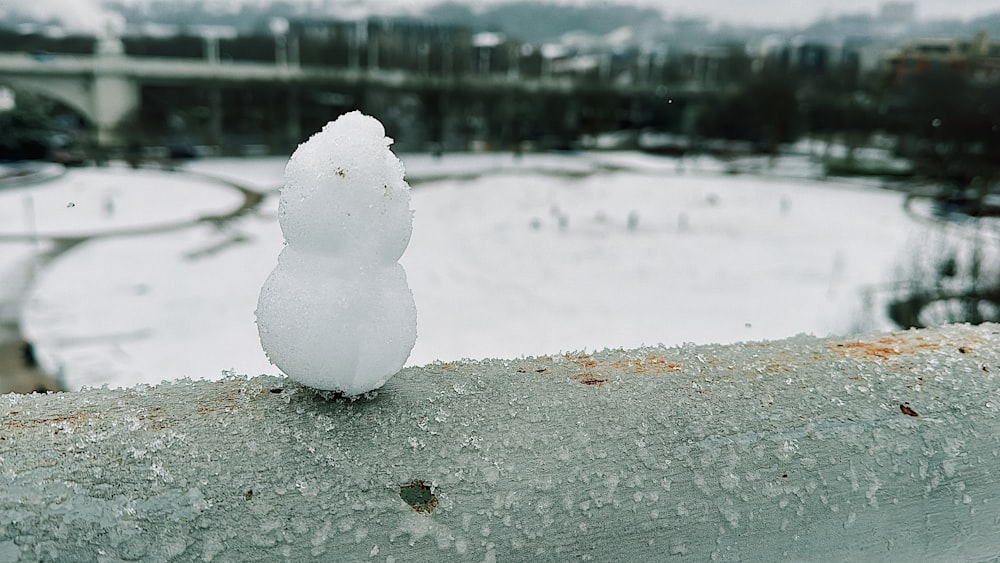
0, 165, 245, 347
0, 166, 244, 238
9, 152, 920, 390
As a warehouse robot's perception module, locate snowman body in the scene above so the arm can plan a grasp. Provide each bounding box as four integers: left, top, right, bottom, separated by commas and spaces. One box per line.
256, 112, 417, 395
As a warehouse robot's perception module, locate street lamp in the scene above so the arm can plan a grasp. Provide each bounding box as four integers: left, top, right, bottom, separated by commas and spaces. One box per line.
269, 17, 289, 68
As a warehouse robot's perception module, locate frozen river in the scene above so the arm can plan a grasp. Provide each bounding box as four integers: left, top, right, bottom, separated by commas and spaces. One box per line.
3, 151, 920, 390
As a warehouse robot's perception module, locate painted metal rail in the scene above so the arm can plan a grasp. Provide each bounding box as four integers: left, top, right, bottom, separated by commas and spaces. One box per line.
2, 324, 999, 561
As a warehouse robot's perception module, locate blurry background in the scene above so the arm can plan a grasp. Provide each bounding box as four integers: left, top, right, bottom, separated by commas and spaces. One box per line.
1, 0, 999, 391
1, 0, 998, 163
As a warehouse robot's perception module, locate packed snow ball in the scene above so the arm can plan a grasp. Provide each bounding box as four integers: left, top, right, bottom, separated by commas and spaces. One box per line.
256, 111, 417, 396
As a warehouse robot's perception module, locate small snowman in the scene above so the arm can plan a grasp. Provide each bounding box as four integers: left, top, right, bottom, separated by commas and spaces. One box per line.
255, 111, 417, 395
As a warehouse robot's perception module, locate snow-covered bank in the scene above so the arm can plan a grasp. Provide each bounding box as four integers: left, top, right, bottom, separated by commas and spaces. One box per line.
16, 152, 920, 390
0, 167, 244, 238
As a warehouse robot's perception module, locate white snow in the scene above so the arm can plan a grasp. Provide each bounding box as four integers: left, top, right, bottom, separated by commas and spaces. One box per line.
0, 241, 45, 341
15, 151, 920, 390
184, 157, 286, 194
255, 112, 417, 395
0, 167, 244, 238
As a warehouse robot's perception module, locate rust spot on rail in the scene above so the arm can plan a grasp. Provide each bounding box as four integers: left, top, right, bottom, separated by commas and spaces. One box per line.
564, 353, 683, 374
197, 393, 240, 415
3, 413, 88, 429
833, 335, 940, 360
611, 356, 683, 374
574, 373, 609, 386
400, 480, 437, 514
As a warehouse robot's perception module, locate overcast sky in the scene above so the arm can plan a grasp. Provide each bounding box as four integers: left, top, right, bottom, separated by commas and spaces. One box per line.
14, 0, 1000, 32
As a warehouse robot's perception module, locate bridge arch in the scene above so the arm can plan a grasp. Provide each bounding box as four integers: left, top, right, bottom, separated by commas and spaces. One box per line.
0, 68, 138, 148
0, 76, 96, 126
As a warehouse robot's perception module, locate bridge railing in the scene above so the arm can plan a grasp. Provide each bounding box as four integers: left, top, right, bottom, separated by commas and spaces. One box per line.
0, 48, 708, 98
3, 323, 999, 561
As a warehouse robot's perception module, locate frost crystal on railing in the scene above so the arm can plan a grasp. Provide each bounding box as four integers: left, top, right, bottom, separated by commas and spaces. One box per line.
255, 111, 417, 395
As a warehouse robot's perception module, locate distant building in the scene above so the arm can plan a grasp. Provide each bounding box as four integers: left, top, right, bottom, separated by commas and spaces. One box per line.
841, 38, 892, 72
793, 43, 830, 74
887, 32, 1000, 83
764, 40, 831, 75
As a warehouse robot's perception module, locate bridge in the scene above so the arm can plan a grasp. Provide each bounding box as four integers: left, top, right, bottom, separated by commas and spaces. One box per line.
0, 34, 708, 149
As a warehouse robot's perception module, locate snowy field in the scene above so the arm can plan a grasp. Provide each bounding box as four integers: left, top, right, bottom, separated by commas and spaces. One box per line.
0, 167, 243, 238
5, 152, 921, 390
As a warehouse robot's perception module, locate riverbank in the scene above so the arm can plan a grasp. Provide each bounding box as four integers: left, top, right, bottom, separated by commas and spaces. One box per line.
0, 164, 269, 393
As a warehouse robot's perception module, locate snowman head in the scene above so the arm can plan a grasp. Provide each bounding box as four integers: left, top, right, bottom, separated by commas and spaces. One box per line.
279, 111, 412, 263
